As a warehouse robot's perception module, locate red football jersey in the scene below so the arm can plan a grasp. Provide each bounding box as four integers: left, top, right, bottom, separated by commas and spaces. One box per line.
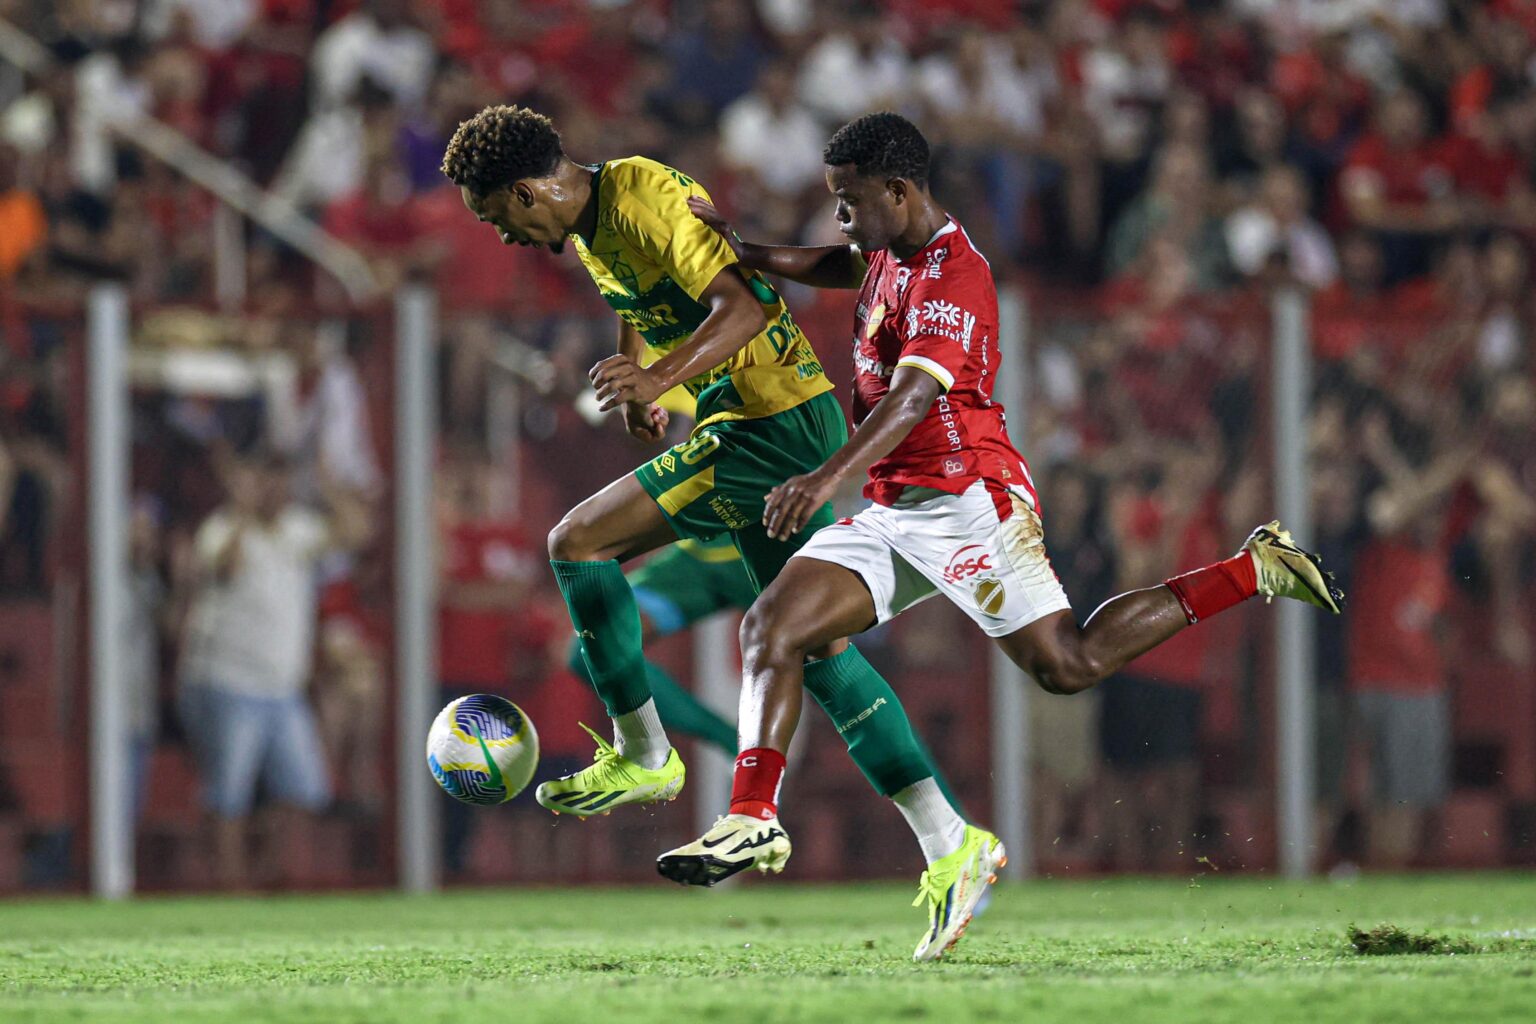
851, 219, 1036, 510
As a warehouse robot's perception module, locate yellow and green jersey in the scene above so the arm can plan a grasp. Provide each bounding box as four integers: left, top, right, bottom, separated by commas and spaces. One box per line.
572, 156, 832, 428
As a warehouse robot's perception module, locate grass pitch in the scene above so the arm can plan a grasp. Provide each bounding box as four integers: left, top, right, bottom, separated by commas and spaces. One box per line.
2, 874, 1534, 1023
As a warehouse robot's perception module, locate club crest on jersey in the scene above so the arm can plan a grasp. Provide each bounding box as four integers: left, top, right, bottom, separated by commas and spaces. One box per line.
922, 248, 947, 280
864, 302, 886, 339
942, 456, 965, 477
894, 267, 912, 294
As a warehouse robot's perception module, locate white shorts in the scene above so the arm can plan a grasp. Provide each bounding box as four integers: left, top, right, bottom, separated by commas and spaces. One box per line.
793, 479, 1073, 638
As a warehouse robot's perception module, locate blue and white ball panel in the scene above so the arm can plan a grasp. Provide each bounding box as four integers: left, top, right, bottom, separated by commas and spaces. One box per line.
426, 694, 540, 805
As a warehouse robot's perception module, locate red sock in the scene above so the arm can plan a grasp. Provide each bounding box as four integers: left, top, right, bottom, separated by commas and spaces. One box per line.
729, 748, 786, 820
1165, 553, 1258, 623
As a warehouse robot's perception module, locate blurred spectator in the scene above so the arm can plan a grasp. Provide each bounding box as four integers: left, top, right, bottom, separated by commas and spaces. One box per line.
126, 497, 169, 818
0, 144, 47, 282
310, 0, 434, 112
666, 0, 770, 127
1225, 165, 1338, 288
720, 59, 825, 200
177, 452, 369, 887
1108, 142, 1231, 291
796, 3, 909, 124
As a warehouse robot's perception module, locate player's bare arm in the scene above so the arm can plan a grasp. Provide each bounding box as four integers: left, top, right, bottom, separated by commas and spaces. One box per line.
764, 367, 942, 541
688, 197, 866, 289
589, 266, 767, 411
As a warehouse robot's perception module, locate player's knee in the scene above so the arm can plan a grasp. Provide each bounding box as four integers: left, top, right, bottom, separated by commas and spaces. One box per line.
546, 516, 591, 562
739, 600, 804, 671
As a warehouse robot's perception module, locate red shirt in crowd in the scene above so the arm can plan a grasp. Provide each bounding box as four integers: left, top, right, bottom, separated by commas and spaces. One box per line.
1340, 132, 1456, 214
438, 522, 540, 686
1348, 538, 1450, 694
852, 218, 1038, 511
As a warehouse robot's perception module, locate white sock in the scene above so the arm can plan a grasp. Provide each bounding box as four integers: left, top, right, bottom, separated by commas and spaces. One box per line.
892, 778, 967, 865
613, 699, 670, 770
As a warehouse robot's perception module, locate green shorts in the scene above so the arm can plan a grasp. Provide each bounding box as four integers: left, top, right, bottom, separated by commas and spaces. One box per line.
635, 390, 847, 593
627, 539, 759, 632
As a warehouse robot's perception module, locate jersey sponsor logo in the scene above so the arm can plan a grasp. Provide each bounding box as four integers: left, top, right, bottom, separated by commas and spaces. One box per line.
917, 300, 978, 351
922, 248, 947, 280
854, 349, 891, 379
942, 544, 995, 585
709, 495, 750, 530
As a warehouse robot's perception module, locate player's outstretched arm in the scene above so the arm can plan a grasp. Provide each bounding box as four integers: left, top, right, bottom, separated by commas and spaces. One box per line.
688, 197, 865, 289
590, 265, 767, 412
762, 366, 942, 540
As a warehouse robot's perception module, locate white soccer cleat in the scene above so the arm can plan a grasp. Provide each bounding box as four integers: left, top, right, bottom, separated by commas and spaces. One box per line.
1242, 520, 1344, 614
912, 825, 1007, 962
655, 813, 792, 887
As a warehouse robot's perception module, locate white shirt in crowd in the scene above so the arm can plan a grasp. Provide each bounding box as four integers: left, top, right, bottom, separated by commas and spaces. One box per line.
180, 507, 329, 698
1225, 207, 1339, 289
310, 12, 435, 111
797, 35, 910, 124
720, 95, 827, 197
915, 42, 1058, 141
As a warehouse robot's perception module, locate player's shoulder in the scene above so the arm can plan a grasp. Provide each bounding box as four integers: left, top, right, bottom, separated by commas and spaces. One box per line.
604, 156, 707, 205
909, 220, 996, 293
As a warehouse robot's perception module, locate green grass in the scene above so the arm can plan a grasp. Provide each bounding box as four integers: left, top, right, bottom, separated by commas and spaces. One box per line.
2, 875, 1534, 1023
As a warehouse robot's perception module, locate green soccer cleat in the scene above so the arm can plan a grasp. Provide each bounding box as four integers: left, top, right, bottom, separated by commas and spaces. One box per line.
655, 813, 792, 887
1242, 520, 1344, 614
534, 723, 685, 817
912, 825, 1007, 962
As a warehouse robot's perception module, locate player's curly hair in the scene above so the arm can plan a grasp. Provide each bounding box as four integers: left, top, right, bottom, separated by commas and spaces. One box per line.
823, 112, 930, 187
441, 105, 564, 196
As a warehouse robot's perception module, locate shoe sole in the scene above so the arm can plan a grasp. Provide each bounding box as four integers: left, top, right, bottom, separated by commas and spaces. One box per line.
656, 842, 791, 888
536, 774, 685, 818
1251, 527, 1345, 614
917, 842, 1007, 963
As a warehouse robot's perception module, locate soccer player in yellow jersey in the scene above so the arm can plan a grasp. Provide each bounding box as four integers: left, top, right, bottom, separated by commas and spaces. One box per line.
442, 107, 962, 848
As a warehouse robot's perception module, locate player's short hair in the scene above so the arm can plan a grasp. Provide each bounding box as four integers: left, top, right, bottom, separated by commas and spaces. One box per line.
441, 105, 563, 196
823, 112, 930, 187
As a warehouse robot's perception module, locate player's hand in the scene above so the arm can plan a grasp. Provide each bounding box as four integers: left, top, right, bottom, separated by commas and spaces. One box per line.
687, 197, 744, 258
589, 354, 665, 411
623, 401, 669, 443
764, 469, 838, 541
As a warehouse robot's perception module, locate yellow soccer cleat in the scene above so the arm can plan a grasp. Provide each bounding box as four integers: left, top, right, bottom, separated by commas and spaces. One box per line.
656, 813, 792, 886
1242, 520, 1344, 614
534, 723, 685, 817
912, 826, 1006, 962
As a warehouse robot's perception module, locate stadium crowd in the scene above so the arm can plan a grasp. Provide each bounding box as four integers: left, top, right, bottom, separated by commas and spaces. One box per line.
0, 0, 1534, 884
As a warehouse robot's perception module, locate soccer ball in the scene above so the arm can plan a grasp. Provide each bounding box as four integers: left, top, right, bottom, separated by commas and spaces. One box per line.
427, 694, 539, 805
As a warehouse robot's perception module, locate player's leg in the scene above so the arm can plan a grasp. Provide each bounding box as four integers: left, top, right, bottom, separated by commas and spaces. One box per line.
539, 472, 687, 815
993, 520, 1343, 695
562, 543, 738, 755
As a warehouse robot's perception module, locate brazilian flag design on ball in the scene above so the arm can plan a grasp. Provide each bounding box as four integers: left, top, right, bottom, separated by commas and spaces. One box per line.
427, 694, 540, 805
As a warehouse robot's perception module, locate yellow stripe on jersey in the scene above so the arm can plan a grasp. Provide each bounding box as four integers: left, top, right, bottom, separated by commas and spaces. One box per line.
572, 157, 832, 427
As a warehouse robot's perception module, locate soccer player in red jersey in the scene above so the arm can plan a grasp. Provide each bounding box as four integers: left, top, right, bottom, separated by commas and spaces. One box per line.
659, 113, 1343, 960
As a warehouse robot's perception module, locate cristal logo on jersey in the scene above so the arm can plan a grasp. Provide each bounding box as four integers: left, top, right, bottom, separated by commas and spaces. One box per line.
942, 544, 995, 584
915, 300, 977, 351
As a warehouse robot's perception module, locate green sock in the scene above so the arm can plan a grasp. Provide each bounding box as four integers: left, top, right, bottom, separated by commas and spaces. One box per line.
802, 645, 962, 813
550, 559, 650, 717
565, 638, 735, 755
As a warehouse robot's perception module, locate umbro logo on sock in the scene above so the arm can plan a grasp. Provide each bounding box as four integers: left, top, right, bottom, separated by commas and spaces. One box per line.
575, 629, 596, 639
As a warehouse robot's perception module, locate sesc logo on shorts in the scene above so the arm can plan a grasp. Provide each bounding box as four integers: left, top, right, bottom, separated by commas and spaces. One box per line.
942, 544, 994, 584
